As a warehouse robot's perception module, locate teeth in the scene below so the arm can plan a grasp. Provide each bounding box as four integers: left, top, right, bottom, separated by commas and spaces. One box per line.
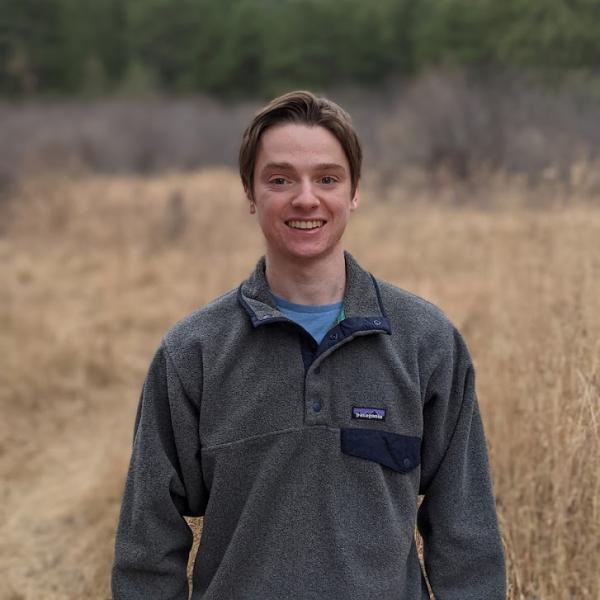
287, 220, 325, 230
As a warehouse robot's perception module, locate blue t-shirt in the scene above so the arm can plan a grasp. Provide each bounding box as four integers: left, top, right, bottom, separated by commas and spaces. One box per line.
272, 293, 345, 344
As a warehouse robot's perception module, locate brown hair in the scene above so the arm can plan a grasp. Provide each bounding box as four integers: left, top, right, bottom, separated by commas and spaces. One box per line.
239, 90, 362, 200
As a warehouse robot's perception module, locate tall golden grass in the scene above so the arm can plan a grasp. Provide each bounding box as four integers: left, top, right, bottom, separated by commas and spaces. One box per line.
1, 171, 598, 599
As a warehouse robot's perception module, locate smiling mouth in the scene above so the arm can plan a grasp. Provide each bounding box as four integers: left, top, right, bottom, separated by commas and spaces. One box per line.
285, 219, 326, 230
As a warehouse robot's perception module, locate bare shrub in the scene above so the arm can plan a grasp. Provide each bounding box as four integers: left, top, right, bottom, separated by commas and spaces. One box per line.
1, 71, 600, 202
375, 71, 507, 182
0, 97, 255, 177
372, 71, 600, 196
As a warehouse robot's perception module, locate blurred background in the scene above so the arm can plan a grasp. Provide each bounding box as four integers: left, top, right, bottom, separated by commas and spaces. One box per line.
1, 1, 599, 599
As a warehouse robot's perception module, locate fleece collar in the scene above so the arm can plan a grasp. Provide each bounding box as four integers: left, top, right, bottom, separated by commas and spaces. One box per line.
237, 251, 391, 338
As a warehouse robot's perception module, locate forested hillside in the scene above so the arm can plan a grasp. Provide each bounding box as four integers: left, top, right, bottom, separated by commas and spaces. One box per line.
2, 0, 599, 98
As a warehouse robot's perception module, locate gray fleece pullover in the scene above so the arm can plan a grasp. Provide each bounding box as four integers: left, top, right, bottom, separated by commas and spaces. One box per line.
112, 252, 506, 599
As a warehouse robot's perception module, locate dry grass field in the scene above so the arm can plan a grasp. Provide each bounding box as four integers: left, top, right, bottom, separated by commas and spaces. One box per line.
1, 170, 599, 599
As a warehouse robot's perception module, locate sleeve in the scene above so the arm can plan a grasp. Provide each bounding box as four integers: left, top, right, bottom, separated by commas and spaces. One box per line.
417, 328, 506, 600
111, 342, 208, 600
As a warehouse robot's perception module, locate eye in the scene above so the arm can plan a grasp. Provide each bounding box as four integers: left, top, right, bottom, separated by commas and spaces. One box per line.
319, 176, 336, 185
269, 177, 288, 185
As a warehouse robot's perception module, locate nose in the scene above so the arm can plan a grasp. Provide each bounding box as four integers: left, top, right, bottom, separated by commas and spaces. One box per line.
291, 179, 320, 210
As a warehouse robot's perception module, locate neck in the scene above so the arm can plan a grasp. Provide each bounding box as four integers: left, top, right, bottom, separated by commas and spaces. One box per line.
265, 250, 346, 305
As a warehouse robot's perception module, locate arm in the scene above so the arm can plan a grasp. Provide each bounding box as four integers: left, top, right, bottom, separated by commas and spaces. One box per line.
112, 343, 207, 600
418, 329, 506, 600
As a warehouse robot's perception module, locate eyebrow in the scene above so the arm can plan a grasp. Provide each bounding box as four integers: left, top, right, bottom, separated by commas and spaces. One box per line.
260, 161, 347, 173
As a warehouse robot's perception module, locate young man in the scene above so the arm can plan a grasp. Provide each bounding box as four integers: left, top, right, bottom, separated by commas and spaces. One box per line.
112, 91, 506, 599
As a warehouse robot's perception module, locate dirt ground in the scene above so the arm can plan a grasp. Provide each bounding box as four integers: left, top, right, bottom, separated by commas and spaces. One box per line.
0, 385, 131, 599
0, 363, 141, 599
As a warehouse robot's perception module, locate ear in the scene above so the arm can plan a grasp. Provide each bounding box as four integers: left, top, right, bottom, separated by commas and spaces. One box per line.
350, 181, 360, 211
244, 184, 255, 212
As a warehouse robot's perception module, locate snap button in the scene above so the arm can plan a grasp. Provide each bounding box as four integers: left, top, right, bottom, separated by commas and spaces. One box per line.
373, 319, 382, 326
328, 332, 338, 341
402, 458, 411, 468
312, 402, 321, 413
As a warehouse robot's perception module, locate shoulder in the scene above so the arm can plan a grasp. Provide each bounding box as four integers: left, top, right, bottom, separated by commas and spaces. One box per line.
162, 287, 241, 356
156, 287, 244, 397
376, 278, 454, 332
374, 277, 468, 361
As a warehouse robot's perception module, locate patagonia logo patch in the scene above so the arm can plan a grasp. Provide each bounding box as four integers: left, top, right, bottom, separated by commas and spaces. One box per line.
352, 407, 386, 421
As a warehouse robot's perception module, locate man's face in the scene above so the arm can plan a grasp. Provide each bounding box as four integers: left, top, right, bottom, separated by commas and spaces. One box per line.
249, 123, 359, 265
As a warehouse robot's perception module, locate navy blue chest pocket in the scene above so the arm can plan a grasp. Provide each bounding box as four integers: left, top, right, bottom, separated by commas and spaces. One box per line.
340, 428, 421, 473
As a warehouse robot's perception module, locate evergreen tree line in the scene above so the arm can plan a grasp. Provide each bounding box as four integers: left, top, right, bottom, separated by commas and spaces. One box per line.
1, 0, 599, 98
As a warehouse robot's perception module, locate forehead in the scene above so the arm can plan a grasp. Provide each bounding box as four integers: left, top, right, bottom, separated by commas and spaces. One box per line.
255, 123, 348, 170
